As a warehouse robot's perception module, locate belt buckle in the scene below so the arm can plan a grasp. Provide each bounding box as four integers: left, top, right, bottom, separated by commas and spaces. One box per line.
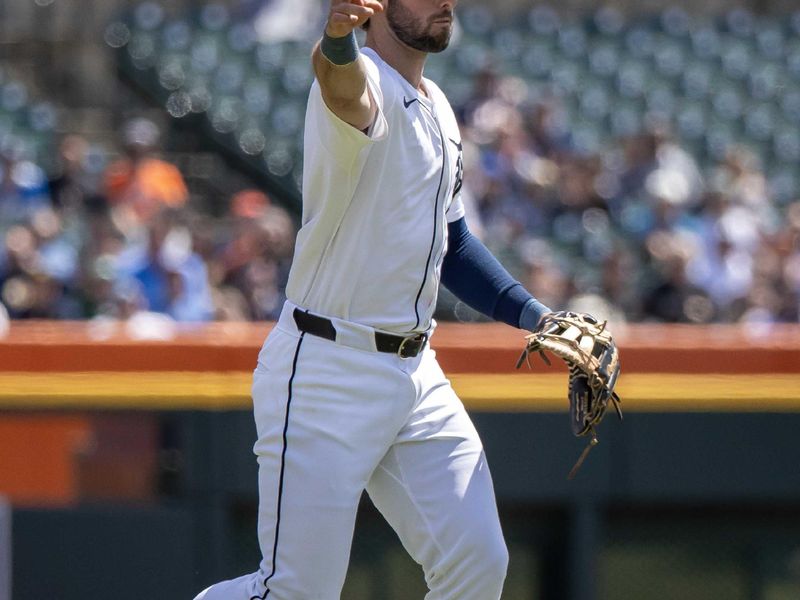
397, 332, 428, 359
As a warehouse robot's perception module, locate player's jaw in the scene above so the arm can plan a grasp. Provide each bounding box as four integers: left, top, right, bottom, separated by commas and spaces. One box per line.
387, 0, 455, 54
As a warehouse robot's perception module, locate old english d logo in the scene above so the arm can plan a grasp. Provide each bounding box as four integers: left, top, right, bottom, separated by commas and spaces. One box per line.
449, 138, 463, 197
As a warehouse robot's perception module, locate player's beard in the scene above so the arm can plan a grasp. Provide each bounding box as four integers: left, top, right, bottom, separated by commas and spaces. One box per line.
387, 0, 453, 54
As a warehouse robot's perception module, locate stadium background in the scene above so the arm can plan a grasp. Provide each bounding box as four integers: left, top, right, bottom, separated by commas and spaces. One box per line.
1, 0, 800, 598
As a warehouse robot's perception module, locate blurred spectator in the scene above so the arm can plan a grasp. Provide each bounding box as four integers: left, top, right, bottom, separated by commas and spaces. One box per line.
710, 146, 777, 233
599, 248, 642, 319
651, 123, 704, 207
211, 190, 294, 321
0, 208, 83, 319
523, 98, 573, 160
620, 131, 657, 194
114, 209, 213, 322
0, 150, 51, 224
103, 118, 188, 233
643, 233, 715, 323
49, 135, 96, 214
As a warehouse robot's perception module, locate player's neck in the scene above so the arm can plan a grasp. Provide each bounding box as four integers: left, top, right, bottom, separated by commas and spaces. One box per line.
365, 30, 428, 93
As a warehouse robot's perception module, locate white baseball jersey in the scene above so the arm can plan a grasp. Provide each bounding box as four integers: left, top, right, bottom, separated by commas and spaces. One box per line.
285, 47, 465, 334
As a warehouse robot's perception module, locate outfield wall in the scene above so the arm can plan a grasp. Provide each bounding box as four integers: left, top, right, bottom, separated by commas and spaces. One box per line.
1, 321, 799, 600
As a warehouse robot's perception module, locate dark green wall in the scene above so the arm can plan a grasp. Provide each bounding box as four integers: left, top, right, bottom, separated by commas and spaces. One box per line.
10, 410, 800, 600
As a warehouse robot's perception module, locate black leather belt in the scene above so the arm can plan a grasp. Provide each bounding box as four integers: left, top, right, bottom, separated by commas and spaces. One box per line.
293, 308, 428, 358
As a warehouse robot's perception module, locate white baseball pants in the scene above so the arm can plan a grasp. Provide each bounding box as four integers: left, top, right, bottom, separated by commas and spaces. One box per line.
194, 302, 508, 600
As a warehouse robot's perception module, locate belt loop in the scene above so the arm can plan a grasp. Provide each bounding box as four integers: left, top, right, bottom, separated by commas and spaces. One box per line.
293, 308, 337, 342
330, 317, 379, 352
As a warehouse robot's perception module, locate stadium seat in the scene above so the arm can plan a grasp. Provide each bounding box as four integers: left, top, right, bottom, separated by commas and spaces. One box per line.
720, 39, 754, 80
591, 7, 625, 38
550, 60, 585, 96
241, 78, 272, 116
624, 26, 656, 59
127, 31, 158, 70
162, 20, 192, 53
786, 46, 800, 80
587, 41, 622, 79
557, 25, 588, 60
521, 41, 556, 80
189, 35, 222, 75
675, 101, 707, 141
681, 62, 715, 100
212, 59, 246, 96
724, 8, 756, 38
747, 64, 781, 101
527, 5, 560, 38
459, 5, 494, 37
773, 128, 800, 163
609, 103, 643, 138
157, 56, 188, 92
659, 6, 691, 38
134, 1, 165, 33
579, 82, 612, 121
615, 59, 648, 100
711, 85, 745, 121
491, 27, 526, 62
768, 167, 799, 204
780, 88, 800, 122
651, 39, 686, 79
198, 3, 230, 33
755, 23, 784, 61
744, 103, 777, 142
690, 26, 722, 61
227, 23, 257, 55
645, 83, 677, 119
703, 121, 739, 162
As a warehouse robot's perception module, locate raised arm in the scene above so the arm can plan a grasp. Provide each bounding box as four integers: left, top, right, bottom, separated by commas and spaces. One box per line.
312, 0, 384, 131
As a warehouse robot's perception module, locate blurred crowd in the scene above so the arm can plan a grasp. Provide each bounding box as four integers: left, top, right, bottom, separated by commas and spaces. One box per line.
455, 68, 800, 324
0, 117, 295, 327
1, 80, 799, 326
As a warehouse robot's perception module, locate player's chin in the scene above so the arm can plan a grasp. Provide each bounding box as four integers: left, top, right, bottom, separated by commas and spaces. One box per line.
422, 29, 452, 53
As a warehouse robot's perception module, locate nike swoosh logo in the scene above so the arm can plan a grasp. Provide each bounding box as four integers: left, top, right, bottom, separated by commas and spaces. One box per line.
448, 138, 463, 151
403, 96, 419, 108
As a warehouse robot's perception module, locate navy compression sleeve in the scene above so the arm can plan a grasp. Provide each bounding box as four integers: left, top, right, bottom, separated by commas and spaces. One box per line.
440, 217, 550, 330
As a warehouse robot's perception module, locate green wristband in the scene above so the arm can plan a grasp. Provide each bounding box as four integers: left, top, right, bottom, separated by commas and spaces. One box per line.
321, 30, 359, 66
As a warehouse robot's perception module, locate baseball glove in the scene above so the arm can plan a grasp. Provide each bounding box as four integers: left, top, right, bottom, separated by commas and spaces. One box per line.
516, 311, 622, 479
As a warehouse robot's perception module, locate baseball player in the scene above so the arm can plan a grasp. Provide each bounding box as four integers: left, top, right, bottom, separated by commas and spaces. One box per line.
194, 0, 550, 598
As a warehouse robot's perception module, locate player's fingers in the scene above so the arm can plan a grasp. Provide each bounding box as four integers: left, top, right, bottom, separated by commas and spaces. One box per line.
331, 2, 375, 19
361, 0, 384, 12
329, 0, 383, 11
329, 12, 356, 22
327, 3, 375, 33
330, 0, 381, 6
326, 13, 365, 38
